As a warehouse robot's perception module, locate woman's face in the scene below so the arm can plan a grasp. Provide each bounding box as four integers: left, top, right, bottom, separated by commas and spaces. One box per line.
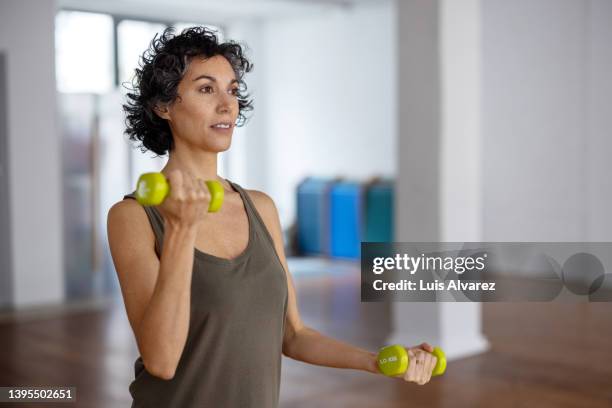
158, 55, 240, 153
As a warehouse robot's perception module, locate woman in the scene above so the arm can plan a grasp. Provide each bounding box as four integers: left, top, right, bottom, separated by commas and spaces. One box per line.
107, 26, 438, 407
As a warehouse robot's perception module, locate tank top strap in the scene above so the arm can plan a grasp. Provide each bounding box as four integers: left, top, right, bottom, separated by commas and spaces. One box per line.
227, 180, 278, 251
123, 192, 165, 258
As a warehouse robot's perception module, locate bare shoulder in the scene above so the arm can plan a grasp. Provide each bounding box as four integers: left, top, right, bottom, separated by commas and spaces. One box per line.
108, 197, 141, 217
108, 198, 148, 228
107, 198, 155, 249
244, 189, 279, 221
244, 190, 289, 269
245, 189, 283, 239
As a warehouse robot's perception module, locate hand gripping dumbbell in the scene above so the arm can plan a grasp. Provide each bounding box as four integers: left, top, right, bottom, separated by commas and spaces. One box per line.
135, 172, 224, 212
377, 344, 447, 377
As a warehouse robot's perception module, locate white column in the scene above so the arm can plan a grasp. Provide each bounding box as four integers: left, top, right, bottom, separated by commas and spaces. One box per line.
0, 0, 64, 307
391, 0, 488, 360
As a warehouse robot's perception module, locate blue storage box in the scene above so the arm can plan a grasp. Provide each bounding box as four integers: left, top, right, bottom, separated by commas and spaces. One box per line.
329, 181, 363, 259
296, 177, 333, 255
364, 179, 394, 242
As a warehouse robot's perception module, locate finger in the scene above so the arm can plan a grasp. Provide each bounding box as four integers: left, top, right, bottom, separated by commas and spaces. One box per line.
415, 351, 427, 381
404, 350, 417, 383
408, 351, 422, 383
195, 179, 208, 200
419, 342, 434, 353
167, 169, 183, 189
195, 178, 205, 193
189, 174, 205, 200
178, 175, 191, 198
190, 176, 203, 196
167, 170, 185, 200
414, 357, 426, 385
429, 354, 437, 379
189, 185, 200, 201
405, 364, 417, 383
424, 354, 434, 383
184, 172, 195, 191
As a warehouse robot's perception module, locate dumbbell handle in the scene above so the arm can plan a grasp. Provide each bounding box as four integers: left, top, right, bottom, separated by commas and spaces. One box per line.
135, 172, 224, 212
377, 344, 447, 377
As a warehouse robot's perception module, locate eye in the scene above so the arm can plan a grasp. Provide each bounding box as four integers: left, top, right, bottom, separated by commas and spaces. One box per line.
199, 85, 214, 94
230, 87, 239, 96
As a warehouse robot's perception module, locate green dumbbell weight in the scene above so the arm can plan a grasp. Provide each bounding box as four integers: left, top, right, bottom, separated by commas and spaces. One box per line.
135, 172, 224, 212
377, 344, 447, 377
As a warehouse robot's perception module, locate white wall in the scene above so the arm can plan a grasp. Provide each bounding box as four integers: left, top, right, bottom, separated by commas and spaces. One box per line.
440, 0, 483, 242
260, 1, 397, 226
0, 53, 12, 308
587, 0, 612, 241
0, 0, 64, 307
482, 0, 612, 241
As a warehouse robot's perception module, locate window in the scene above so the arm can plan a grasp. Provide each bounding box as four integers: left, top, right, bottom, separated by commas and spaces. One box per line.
55, 11, 114, 93
56, 12, 225, 92
117, 20, 167, 88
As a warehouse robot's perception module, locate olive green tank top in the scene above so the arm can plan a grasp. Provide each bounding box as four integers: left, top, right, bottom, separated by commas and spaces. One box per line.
122, 180, 288, 407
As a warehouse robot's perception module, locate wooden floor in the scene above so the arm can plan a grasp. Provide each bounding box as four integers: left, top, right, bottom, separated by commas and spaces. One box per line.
0, 261, 611, 408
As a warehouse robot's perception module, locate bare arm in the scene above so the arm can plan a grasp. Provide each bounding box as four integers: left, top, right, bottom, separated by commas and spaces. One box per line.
107, 201, 194, 379
248, 190, 380, 375
107, 171, 209, 380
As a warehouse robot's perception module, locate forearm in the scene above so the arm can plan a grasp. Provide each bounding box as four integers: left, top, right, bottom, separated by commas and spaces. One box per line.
137, 223, 196, 377
283, 327, 380, 375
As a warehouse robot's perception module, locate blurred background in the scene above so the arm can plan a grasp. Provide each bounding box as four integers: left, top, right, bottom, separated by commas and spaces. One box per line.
0, 0, 611, 407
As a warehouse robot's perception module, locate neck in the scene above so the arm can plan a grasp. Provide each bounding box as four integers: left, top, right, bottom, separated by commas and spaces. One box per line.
161, 144, 229, 189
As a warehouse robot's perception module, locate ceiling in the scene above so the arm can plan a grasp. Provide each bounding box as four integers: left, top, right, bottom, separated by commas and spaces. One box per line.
57, 0, 386, 25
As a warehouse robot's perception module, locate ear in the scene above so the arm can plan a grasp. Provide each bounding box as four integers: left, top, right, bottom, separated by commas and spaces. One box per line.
153, 103, 171, 120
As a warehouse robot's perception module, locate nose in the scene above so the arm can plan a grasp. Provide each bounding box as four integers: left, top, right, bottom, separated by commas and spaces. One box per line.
216, 92, 233, 115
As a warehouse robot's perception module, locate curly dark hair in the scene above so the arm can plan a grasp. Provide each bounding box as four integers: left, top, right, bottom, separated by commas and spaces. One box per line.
123, 26, 254, 156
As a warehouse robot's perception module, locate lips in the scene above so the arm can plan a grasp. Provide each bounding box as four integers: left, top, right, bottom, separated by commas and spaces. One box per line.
211, 122, 233, 129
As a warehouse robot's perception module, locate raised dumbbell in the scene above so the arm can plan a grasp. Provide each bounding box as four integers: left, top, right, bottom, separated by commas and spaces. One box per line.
135, 172, 224, 212
377, 344, 447, 377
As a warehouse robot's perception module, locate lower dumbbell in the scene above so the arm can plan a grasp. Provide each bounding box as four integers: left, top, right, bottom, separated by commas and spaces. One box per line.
377, 344, 447, 377
135, 172, 224, 212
